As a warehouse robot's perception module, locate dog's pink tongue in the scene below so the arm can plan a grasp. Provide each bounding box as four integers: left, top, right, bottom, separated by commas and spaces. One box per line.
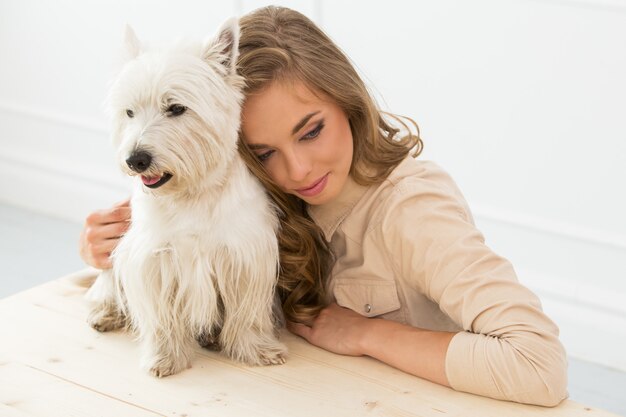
141, 175, 161, 186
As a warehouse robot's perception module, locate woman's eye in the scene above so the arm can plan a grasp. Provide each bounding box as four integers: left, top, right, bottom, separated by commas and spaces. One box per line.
257, 150, 274, 162
166, 104, 187, 117
302, 122, 324, 140
126, 109, 134, 118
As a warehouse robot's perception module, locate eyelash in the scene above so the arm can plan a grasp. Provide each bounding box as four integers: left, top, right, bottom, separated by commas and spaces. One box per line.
257, 122, 325, 162
257, 150, 274, 162
302, 122, 324, 140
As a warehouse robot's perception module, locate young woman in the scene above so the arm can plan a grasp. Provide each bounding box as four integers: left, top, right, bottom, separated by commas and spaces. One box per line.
79, 6, 568, 407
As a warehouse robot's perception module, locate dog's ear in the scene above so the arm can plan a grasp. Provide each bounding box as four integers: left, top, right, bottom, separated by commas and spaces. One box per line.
123, 24, 142, 62
203, 17, 239, 75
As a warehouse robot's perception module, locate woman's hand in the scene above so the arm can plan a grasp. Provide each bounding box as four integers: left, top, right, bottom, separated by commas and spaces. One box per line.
79, 199, 131, 269
288, 302, 455, 387
286, 303, 372, 356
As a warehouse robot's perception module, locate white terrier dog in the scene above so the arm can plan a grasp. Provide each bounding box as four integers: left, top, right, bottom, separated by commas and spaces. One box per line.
86, 18, 287, 377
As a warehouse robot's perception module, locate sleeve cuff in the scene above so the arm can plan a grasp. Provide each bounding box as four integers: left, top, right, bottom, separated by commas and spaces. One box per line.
445, 330, 500, 397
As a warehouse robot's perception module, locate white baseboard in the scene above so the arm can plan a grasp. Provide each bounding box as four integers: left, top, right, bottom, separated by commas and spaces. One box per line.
518, 268, 626, 372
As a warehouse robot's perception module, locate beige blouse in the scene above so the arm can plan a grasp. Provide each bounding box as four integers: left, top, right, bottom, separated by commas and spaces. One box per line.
308, 156, 568, 407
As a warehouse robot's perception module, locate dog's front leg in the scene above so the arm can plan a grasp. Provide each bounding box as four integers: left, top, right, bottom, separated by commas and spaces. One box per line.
141, 322, 195, 377
217, 257, 287, 366
86, 270, 127, 332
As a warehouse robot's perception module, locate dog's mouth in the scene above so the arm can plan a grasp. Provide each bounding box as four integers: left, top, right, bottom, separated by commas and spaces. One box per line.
141, 173, 173, 189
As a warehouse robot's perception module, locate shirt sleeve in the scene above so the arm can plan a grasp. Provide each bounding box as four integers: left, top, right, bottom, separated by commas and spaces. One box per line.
378, 174, 568, 407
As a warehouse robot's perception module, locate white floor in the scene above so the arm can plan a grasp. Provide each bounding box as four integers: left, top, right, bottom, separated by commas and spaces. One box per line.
0, 202, 624, 416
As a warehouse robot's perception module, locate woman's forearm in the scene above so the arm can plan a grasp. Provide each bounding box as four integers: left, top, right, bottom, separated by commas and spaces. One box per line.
359, 318, 457, 387
287, 303, 457, 388
288, 303, 567, 406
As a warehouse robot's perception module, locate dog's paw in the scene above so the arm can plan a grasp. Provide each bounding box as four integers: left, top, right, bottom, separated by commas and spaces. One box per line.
258, 348, 287, 366
146, 355, 191, 378
196, 332, 221, 351
227, 339, 287, 366
244, 342, 287, 366
87, 303, 126, 332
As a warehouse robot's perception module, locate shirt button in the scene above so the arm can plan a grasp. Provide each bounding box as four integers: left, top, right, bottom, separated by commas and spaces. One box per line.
364, 303, 372, 313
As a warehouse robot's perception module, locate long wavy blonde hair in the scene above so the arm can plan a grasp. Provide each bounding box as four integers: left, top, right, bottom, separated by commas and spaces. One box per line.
236, 6, 423, 324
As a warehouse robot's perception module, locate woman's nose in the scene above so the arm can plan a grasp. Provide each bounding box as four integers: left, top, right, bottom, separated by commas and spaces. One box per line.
284, 150, 311, 182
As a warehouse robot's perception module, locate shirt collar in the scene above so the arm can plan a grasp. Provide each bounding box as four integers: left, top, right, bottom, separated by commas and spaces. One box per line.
307, 174, 370, 242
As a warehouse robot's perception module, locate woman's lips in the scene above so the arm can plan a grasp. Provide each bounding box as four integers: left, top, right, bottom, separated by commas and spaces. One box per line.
295, 173, 329, 197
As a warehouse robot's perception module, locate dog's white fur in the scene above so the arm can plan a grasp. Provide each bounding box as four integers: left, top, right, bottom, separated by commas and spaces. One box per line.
86, 18, 287, 377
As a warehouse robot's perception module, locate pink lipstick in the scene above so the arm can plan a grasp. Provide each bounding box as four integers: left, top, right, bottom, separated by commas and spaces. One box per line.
295, 173, 329, 197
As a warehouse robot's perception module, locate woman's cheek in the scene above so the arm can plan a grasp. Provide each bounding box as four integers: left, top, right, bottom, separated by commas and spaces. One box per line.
265, 160, 288, 191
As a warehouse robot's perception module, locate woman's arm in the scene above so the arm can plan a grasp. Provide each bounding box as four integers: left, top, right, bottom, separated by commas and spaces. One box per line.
79, 199, 131, 269
291, 165, 568, 407
288, 304, 456, 387
377, 174, 568, 407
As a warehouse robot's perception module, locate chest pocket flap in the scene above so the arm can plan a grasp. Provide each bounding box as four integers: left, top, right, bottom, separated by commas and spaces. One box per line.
333, 279, 401, 318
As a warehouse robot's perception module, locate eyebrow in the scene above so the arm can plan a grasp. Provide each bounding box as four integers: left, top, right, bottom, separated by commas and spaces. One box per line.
247, 111, 321, 151
292, 111, 320, 135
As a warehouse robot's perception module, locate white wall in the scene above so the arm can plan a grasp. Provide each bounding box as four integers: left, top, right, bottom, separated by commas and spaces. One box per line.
1, 0, 624, 371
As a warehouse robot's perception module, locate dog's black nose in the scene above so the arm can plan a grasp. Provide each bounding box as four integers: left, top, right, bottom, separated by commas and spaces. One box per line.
126, 151, 152, 173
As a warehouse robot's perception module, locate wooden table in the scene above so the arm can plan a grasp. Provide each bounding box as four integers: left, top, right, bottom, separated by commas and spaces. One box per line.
0, 269, 619, 417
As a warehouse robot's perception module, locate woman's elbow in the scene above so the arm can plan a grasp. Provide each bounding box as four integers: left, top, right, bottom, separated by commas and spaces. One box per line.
521, 356, 569, 407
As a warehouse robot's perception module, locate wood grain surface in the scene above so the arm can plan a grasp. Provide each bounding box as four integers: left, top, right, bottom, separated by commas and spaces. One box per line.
0, 269, 619, 417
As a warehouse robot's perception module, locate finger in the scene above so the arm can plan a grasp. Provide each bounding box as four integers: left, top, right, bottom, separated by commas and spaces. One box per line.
100, 221, 130, 240
94, 253, 113, 270
325, 302, 359, 318
113, 198, 131, 208
85, 221, 129, 243
86, 206, 131, 226
103, 206, 132, 224
97, 237, 123, 254
105, 220, 130, 238
84, 238, 121, 267
287, 321, 312, 341
80, 241, 114, 269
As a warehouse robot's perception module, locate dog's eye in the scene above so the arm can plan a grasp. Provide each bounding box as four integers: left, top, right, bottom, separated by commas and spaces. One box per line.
167, 104, 187, 117
126, 109, 134, 118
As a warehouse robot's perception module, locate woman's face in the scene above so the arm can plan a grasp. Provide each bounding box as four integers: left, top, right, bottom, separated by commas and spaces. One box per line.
241, 80, 354, 206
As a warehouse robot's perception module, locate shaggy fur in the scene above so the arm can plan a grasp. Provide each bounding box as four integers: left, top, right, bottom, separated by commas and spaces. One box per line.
86, 18, 287, 377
